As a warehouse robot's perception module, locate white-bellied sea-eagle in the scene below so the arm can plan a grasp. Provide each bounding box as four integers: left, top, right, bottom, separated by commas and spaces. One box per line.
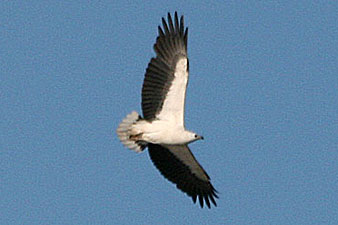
116, 12, 218, 208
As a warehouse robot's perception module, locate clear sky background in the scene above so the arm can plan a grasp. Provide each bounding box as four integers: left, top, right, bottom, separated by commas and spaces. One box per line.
1, 1, 337, 224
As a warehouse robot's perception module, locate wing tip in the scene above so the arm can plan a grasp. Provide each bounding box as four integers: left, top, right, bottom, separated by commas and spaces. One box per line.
159, 12, 186, 37
191, 184, 219, 209
148, 144, 218, 209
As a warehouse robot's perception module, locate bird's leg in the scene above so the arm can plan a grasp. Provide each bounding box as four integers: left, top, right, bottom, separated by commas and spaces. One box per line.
129, 133, 143, 141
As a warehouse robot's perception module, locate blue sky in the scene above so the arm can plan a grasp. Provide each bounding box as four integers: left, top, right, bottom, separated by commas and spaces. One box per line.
1, 1, 337, 224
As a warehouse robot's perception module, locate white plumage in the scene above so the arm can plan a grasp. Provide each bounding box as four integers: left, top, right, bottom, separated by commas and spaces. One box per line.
116, 12, 218, 208
157, 57, 188, 127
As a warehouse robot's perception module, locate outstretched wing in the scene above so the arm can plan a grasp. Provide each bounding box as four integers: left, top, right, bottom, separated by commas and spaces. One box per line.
142, 12, 189, 126
148, 144, 218, 208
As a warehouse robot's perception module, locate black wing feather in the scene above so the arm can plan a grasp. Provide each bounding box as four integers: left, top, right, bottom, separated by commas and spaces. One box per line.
142, 12, 188, 120
148, 144, 218, 208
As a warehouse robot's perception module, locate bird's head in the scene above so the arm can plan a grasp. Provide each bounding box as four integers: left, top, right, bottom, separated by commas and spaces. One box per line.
194, 133, 204, 141
186, 131, 204, 143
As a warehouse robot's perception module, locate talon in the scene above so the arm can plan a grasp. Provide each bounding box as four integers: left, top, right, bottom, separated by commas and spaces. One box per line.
130, 133, 143, 141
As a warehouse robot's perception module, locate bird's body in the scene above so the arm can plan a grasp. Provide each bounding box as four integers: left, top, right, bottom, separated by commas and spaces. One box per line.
130, 118, 196, 145
116, 12, 218, 208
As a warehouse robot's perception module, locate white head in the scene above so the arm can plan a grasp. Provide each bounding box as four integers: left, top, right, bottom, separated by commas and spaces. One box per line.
185, 130, 204, 144
166, 129, 204, 145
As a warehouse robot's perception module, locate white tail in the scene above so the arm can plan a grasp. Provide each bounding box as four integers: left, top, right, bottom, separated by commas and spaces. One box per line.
116, 111, 145, 153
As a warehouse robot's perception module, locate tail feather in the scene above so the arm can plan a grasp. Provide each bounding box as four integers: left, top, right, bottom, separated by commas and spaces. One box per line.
116, 111, 147, 152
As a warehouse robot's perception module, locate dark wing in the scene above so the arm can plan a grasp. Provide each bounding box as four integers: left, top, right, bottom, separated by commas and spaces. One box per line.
142, 12, 188, 122
148, 144, 218, 208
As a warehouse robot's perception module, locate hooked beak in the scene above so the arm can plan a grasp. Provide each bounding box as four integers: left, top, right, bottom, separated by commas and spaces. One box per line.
200, 135, 204, 140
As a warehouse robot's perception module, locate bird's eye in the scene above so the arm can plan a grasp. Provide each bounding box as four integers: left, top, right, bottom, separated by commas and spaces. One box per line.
194, 134, 198, 138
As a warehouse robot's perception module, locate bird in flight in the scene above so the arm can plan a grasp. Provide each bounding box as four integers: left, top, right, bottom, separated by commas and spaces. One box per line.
117, 12, 218, 208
